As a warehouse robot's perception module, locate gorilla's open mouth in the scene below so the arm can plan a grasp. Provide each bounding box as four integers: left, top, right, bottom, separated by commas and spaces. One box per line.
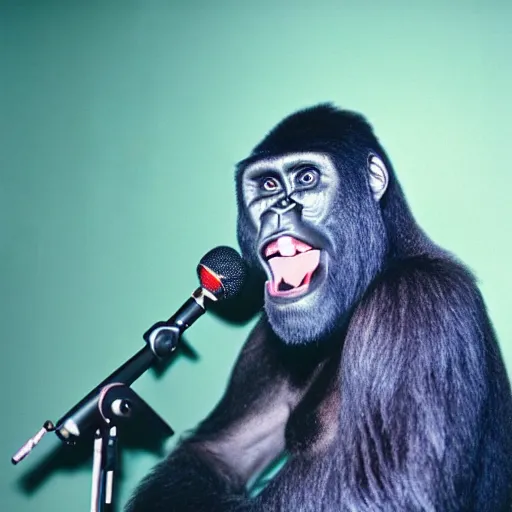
261, 235, 322, 299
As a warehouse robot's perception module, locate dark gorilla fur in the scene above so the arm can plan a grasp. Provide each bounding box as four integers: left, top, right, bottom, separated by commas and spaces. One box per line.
126, 104, 512, 512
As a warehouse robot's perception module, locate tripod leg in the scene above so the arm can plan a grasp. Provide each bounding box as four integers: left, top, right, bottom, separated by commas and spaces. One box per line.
104, 426, 118, 509
90, 429, 104, 512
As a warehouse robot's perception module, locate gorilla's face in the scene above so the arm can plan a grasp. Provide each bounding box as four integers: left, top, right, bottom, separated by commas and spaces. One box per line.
237, 151, 388, 344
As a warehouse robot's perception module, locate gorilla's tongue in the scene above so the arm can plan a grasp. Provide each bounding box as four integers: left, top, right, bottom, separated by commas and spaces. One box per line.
266, 236, 321, 296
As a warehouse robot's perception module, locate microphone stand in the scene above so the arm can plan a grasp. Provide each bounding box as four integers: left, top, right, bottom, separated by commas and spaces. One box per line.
11, 287, 213, 512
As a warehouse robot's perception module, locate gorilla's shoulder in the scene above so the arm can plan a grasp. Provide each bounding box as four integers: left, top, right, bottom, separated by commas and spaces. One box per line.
376, 253, 479, 301
345, 253, 490, 380
353, 253, 486, 339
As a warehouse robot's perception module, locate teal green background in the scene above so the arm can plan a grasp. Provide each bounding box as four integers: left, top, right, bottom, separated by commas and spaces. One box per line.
1, 1, 511, 510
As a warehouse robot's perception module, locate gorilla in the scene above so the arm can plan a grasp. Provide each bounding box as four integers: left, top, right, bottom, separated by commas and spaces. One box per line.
126, 104, 512, 511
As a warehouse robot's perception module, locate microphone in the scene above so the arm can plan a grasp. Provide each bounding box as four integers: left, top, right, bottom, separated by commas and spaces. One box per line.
12, 246, 247, 460
145, 246, 248, 357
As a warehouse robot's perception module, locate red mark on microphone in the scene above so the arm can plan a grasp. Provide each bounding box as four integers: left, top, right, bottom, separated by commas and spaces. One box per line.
198, 265, 223, 295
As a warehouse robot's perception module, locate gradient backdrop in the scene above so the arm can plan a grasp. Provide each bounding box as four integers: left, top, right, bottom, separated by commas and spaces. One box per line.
2, 1, 511, 511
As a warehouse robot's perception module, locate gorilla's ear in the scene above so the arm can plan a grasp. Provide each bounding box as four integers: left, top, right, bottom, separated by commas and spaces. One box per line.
368, 154, 389, 201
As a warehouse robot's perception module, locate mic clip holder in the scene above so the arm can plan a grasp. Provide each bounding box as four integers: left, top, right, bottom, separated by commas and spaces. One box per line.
143, 287, 213, 358
144, 322, 181, 358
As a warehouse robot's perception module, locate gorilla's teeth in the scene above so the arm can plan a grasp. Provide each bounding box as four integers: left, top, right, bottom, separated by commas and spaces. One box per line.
264, 237, 314, 259
277, 236, 297, 257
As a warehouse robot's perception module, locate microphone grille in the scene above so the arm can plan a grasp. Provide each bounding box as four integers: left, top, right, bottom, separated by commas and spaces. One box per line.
197, 246, 247, 300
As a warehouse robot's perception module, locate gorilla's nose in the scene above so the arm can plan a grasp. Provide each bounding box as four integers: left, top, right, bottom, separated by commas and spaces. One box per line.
260, 198, 303, 237
270, 196, 302, 215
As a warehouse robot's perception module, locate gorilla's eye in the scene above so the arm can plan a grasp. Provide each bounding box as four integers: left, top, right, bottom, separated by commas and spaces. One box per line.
261, 177, 281, 192
296, 168, 318, 187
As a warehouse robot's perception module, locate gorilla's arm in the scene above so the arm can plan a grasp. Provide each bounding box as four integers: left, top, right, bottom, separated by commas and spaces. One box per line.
337, 255, 511, 511
336, 257, 482, 509
125, 318, 319, 512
